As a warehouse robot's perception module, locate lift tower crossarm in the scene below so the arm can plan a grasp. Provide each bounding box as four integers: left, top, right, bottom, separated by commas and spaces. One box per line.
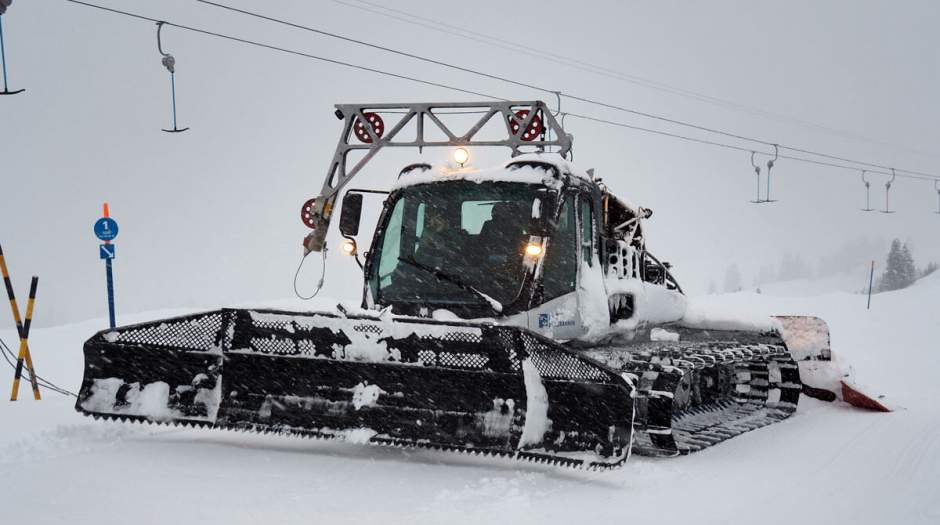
304, 100, 571, 253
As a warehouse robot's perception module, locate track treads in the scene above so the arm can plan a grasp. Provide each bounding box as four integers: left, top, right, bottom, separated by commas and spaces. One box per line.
671, 402, 795, 452
587, 335, 802, 456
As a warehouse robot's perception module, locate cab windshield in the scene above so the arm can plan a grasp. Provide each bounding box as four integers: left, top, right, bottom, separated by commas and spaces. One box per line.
371, 181, 549, 309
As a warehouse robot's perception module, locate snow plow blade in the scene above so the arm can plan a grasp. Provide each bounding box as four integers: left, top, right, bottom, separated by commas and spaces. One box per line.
776, 315, 892, 411
76, 309, 635, 470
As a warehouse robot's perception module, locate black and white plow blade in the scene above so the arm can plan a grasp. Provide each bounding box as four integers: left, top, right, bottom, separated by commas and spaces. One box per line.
76, 308, 635, 470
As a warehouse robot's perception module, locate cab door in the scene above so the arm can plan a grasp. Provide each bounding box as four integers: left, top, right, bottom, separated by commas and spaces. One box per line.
574, 192, 610, 337
528, 192, 583, 340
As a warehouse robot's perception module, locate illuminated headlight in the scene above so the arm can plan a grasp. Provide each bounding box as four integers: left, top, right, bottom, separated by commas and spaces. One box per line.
341, 239, 357, 256
525, 241, 545, 259
452, 147, 470, 167
525, 243, 544, 257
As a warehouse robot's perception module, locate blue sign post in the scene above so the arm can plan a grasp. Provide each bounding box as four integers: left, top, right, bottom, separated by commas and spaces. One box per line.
94, 204, 119, 329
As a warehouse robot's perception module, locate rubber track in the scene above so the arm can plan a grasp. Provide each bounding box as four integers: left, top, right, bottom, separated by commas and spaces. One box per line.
587, 341, 801, 456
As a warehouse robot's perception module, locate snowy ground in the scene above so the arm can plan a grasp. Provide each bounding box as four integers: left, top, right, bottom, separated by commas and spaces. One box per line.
1, 275, 938, 525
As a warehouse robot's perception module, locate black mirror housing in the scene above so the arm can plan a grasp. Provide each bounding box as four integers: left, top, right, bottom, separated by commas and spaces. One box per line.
339, 192, 363, 237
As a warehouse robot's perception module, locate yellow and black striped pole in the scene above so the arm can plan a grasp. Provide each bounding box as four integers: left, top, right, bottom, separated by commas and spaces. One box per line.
0, 244, 41, 401
11, 277, 41, 401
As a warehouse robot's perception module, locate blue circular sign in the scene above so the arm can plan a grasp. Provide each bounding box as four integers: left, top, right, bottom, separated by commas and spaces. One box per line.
94, 217, 119, 241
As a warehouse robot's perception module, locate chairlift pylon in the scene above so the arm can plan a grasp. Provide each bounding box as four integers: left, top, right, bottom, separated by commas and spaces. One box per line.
860, 170, 874, 211
157, 22, 188, 133
881, 168, 896, 214
0, 13, 25, 96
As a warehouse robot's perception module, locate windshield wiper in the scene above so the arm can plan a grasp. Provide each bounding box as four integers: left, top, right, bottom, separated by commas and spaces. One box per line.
397, 256, 503, 314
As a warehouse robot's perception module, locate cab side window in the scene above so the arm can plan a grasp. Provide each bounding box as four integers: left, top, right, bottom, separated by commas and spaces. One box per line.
542, 194, 577, 300
580, 195, 594, 266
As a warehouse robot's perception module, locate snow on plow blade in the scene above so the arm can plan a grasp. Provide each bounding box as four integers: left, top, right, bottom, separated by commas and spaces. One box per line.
76, 309, 635, 469
776, 315, 891, 411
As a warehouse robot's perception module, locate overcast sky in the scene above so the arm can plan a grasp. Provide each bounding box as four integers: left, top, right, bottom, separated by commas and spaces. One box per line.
2, 0, 938, 327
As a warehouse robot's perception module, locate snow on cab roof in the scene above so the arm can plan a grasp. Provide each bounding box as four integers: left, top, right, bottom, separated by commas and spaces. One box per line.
506, 153, 594, 181
390, 152, 593, 191
510, 154, 640, 213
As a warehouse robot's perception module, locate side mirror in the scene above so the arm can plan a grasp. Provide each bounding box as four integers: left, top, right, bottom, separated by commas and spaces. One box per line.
339, 192, 363, 237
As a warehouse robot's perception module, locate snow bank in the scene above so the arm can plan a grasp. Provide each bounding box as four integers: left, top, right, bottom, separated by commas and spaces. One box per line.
680, 296, 780, 332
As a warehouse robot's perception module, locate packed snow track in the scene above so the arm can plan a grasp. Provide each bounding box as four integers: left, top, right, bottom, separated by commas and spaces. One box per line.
2, 274, 939, 525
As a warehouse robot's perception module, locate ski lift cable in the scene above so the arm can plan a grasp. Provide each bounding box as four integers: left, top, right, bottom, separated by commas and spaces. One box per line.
195, 0, 553, 97
332, 0, 758, 108
332, 0, 940, 161
561, 111, 923, 178
562, 93, 938, 180
195, 0, 940, 182
63, 0, 506, 102
61, 1, 940, 185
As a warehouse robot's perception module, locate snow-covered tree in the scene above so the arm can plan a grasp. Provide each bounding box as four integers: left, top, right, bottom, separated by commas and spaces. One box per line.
923, 261, 939, 278
900, 243, 917, 284
723, 264, 742, 293
878, 239, 918, 292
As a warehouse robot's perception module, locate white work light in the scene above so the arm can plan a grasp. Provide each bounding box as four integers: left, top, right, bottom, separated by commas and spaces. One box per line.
452, 147, 470, 167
